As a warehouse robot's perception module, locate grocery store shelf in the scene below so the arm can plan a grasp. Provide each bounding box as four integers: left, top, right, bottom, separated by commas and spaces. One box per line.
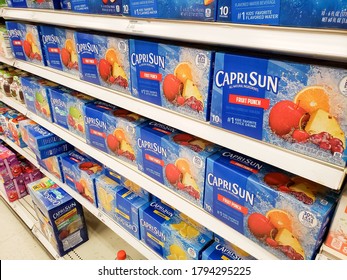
0, 58, 346, 191
0, 136, 160, 260
0, 97, 279, 260
319, 244, 347, 261
1, 8, 347, 62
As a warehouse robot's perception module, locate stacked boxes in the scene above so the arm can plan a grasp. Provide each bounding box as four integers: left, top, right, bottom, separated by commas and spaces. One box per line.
7, 0, 61, 9
27, 177, 89, 257
70, 0, 122, 15
203, 147, 339, 259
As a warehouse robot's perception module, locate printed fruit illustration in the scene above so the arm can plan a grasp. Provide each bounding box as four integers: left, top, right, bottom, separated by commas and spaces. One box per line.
165, 163, 182, 185
107, 128, 135, 161
35, 92, 50, 117
23, 40, 32, 58
248, 213, 276, 239
264, 172, 292, 187
113, 108, 139, 121
293, 86, 330, 114
174, 62, 193, 84
266, 209, 292, 231
182, 79, 203, 112
204, 0, 214, 5
163, 74, 183, 102
59, 229, 69, 240
61, 48, 70, 67
60, 39, 78, 70
105, 48, 118, 65
106, 134, 119, 152
172, 133, 210, 153
275, 228, 305, 260
269, 100, 310, 137
68, 106, 84, 134
175, 158, 191, 174
98, 58, 112, 81
102, 0, 108, 5
23, 32, 42, 61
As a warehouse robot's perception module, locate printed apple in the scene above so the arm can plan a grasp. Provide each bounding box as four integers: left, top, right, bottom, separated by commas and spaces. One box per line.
61, 48, 71, 67
107, 134, 119, 152
98, 59, 112, 82
269, 100, 310, 137
23, 40, 32, 58
165, 163, 182, 185
163, 74, 183, 102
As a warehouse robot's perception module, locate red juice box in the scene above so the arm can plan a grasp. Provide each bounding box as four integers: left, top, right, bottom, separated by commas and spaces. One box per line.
130, 39, 214, 121
210, 52, 347, 167
13, 174, 28, 198
3, 178, 18, 202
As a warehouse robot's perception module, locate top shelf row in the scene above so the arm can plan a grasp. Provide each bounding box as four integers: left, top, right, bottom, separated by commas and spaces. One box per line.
1, 7, 347, 63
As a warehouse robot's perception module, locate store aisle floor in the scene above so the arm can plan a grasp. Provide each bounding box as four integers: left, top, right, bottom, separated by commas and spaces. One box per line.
0, 198, 53, 260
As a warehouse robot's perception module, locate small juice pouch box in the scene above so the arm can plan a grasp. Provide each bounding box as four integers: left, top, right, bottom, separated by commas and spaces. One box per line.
0, 144, 18, 180
37, 151, 71, 182
13, 174, 29, 198
39, 25, 79, 76
8, 115, 29, 147
18, 119, 37, 147
84, 100, 146, 165
115, 186, 148, 240
27, 177, 89, 257
130, 39, 214, 121
66, 91, 95, 138
204, 147, 339, 260
210, 52, 347, 167
3, 177, 18, 202
70, 0, 122, 15
136, 120, 220, 207
7, 0, 61, 9
75, 31, 131, 94
128, 0, 217, 21
6, 21, 45, 65
0, 109, 23, 139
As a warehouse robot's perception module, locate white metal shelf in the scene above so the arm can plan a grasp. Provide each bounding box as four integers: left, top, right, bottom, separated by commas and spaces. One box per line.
0, 135, 160, 260
1, 8, 347, 62
319, 244, 347, 261
0, 57, 345, 190
0, 96, 279, 260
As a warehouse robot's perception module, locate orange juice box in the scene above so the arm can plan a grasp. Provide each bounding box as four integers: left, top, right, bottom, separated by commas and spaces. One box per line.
204, 147, 339, 259
39, 25, 79, 77
211, 52, 347, 167
6, 21, 45, 66
130, 39, 214, 121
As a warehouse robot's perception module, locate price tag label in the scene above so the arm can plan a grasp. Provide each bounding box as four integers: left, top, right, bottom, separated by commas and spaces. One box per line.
126, 20, 145, 34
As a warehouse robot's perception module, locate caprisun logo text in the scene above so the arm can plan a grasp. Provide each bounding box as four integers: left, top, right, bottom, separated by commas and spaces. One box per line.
41, 34, 61, 45
222, 151, 263, 170
150, 202, 174, 218
51, 97, 66, 108
215, 244, 242, 260
207, 173, 255, 206
148, 121, 176, 133
131, 53, 165, 69
137, 139, 167, 157
76, 43, 99, 54
33, 125, 50, 136
84, 116, 107, 130
140, 219, 166, 241
8, 29, 24, 38
215, 71, 279, 94
53, 202, 77, 219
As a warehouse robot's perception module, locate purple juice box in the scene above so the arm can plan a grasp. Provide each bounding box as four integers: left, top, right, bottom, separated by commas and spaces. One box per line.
6, 21, 45, 66
75, 31, 131, 94
13, 174, 28, 198
210, 52, 347, 167
84, 100, 146, 166
39, 25, 79, 76
130, 39, 214, 121
3, 178, 19, 202
204, 147, 339, 259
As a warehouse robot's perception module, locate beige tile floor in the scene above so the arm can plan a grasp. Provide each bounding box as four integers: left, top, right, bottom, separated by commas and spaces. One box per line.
0, 198, 53, 260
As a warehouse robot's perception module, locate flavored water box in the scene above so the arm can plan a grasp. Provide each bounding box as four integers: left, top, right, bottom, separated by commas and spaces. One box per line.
210, 52, 347, 167
130, 39, 214, 121
6, 0, 61, 9
204, 147, 339, 260
5, 21, 45, 65
84, 100, 146, 166
217, 0, 347, 30
128, 0, 217, 21
27, 177, 89, 257
39, 25, 79, 76
75, 31, 131, 94
136, 120, 220, 207
70, 0, 122, 15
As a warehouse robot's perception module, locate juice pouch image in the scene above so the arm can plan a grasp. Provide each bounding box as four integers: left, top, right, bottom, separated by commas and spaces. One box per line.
6, 21, 45, 66
210, 52, 347, 167
39, 25, 79, 77
75, 31, 131, 95
130, 39, 214, 121
204, 147, 339, 260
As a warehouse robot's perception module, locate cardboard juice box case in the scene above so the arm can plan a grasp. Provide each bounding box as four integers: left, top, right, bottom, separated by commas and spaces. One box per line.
136, 120, 220, 207
204, 147, 339, 260
210, 52, 347, 167
2, 178, 18, 202
75, 31, 131, 94
115, 187, 148, 240
7, 0, 61, 9
201, 240, 255, 260
130, 39, 214, 121
217, 0, 347, 30
27, 177, 89, 257
18, 119, 37, 147
5, 21, 45, 66
39, 25, 79, 76
128, 0, 217, 21
37, 151, 71, 182
8, 115, 29, 148
84, 100, 146, 166
70, 0, 122, 15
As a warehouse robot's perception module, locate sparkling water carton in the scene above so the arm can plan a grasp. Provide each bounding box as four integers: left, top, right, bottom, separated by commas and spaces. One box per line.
115, 187, 148, 240
204, 147, 339, 260
39, 25, 79, 76
66, 91, 95, 139
75, 31, 131, 94
70, 0, 122, 15
84, 100, 146, 166
130, 39, 214, 121
27, 177, 89, 257
136, 120, 220, 207
210, 52, 347, 167
7, 0, 61, 9
128, 0, 217, 21
217, 0, 347, 30
5, 21, 45, 65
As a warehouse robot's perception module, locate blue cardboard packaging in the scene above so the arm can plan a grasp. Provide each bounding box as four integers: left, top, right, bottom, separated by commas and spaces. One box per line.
6, 21, 45, 65
201, 240, 255, 260
130, 39, 214, 121
7, 0, 61, 9
70, 0, 122, 15
37, 151, 71, 182
217, 0, 347, 30
75, 31, 131, 94
210, 52, 347, 167
204, 147, 338, 259
84, 100, 146, 166
39, 25, 79, 76
27, 177, 89, 257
